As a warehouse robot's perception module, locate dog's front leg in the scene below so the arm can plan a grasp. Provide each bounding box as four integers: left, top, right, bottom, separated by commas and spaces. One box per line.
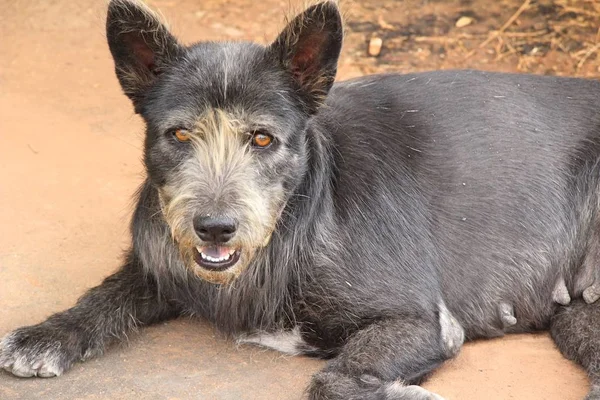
0, 252, 178, 378
308, 314, 459, 400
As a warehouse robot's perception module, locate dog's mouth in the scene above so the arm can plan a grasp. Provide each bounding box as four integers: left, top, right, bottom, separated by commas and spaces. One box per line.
194, 245, 241, 271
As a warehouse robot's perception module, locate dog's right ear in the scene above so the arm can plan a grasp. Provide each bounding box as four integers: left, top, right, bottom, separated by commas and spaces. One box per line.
106, 0, 181, 111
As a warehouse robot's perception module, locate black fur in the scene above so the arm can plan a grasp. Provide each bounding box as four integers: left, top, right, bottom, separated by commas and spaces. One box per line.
2, 1, 600, 399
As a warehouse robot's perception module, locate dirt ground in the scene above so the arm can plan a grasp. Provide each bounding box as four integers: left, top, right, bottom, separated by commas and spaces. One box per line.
0, 0, 598, 399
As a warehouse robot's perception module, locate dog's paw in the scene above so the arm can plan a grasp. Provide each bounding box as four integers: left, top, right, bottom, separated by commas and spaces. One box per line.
309, 371, 445, 400
384, 382, 446, 400
0, 324, 81, 378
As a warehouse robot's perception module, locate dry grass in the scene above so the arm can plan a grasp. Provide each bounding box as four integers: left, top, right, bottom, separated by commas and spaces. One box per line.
343, 0, 600, 78
477, 0, 600, 74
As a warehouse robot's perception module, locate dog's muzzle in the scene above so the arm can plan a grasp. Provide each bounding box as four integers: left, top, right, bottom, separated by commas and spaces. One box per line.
192, 215, 241, 271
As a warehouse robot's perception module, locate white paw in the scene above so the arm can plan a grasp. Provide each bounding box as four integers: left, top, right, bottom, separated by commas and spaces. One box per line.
0, 328, 71, 378
385, 382, 446, 400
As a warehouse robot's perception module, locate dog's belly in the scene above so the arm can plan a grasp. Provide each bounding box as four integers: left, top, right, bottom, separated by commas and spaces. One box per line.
440, 249, 562, 339
433, 192, 582, 339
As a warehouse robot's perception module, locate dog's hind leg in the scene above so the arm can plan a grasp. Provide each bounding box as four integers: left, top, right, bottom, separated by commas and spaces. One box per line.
308, 303, 463, 400
551, 299, 600, 399
0, 252, 178, 378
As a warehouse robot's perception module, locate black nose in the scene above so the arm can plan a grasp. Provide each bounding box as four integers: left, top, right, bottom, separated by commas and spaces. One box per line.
193, 215, 238, 243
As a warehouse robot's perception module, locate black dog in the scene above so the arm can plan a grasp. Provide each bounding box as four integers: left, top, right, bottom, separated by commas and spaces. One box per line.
2, 1, 600, 398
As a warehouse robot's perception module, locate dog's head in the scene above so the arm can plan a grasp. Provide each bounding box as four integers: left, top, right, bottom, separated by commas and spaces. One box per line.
106, 0, 342, 284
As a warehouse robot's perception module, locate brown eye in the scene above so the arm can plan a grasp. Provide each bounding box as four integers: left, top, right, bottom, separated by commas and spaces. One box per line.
174, 129, 191, 143
251, 131, 273, 148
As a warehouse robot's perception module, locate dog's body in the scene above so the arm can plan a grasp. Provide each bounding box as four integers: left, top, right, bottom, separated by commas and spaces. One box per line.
2, 1, 600, 399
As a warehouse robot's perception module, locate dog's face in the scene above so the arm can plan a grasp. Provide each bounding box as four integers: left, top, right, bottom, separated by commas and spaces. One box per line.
106, 0, 342, 284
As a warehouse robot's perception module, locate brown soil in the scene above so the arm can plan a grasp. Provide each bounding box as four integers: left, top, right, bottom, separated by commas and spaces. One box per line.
0, 0, 598, 399
341, 0, 600, 79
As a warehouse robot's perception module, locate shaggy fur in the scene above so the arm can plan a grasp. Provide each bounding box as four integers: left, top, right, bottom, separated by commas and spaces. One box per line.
2, 1, 600, 399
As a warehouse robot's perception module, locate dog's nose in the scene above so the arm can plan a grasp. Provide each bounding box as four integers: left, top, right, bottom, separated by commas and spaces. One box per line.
193, 215, 238, 243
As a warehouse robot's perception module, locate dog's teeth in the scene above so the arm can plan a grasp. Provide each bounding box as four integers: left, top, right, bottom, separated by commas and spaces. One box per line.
198, 249, 237, 263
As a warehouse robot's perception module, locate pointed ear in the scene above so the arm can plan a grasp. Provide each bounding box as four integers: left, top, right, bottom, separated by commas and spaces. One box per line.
269, 2, 343, 112
106, 0, 182, 111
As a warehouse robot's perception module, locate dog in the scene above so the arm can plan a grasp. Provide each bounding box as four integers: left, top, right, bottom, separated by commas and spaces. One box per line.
2, 1, 600, 398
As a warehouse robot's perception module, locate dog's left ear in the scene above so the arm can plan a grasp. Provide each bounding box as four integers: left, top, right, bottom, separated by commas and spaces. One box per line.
106, 0, 182, 112
269, 1, 343, 112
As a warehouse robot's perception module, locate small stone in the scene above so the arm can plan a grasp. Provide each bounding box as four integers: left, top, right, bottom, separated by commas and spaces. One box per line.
368, 37, 383, 57
455, 16, 474, 28
377, 15, 395, 30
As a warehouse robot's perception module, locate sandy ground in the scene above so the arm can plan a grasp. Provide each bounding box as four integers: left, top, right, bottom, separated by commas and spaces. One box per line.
0, 0, 596, 399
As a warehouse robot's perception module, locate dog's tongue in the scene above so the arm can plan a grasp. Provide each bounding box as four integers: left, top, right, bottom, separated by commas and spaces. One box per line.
201, 246, 231, 258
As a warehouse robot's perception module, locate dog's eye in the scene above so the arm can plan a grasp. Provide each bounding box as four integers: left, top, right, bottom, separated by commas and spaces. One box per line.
173, 129, 191, 143
251, 131, 273, 148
